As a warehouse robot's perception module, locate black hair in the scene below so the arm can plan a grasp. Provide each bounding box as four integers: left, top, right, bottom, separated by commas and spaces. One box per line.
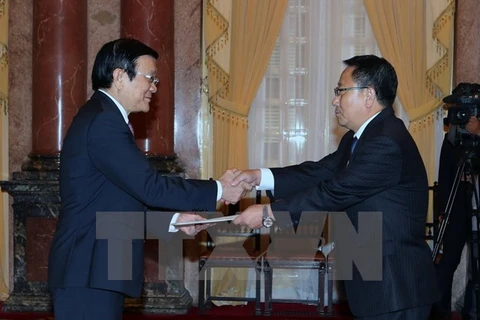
343, 55, 398, 108
91, 38, 159, 91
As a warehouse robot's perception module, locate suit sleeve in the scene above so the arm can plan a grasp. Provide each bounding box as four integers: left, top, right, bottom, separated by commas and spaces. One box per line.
269, 150, 341, 199
267, 132, 352, 200
270, 135, 402, 222
87, 112, 217, 211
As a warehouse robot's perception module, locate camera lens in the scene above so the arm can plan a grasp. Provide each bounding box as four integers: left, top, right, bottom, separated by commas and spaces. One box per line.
456, 110, 468, 122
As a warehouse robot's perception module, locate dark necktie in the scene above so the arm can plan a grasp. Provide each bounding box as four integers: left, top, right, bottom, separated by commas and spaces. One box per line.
128, 122, 134, 136
347, 137, 358, 166
350, 137, 358, 155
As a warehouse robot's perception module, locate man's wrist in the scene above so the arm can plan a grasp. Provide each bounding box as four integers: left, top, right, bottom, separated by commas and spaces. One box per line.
262, 205, 275, 228
257, 168, 274, 190
215, 180, 222, 201
169, 213, 180, 232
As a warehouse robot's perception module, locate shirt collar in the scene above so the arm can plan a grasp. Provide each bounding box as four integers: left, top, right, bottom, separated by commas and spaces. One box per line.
354, 111, 381, 139
98, 89, 129, 124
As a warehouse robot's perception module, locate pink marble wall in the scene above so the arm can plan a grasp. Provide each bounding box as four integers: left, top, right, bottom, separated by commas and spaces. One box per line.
8, 0, 33, 290
454, 0, 480, 84
8, 0, 33, 174
87, 0, 121, 98
174, 0, 203, 303
174, 0, 203, 179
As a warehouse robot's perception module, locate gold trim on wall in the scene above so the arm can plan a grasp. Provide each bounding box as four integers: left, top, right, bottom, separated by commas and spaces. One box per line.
0, 0, 5, 19
0, 42, 7, 115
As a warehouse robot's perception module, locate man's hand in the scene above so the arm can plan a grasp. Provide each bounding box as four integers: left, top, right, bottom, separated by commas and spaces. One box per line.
232, 204, 274, 229
176, 213, 211, 236
219, 169, 253, 205
465, 116, 480, 136
231, 169, 262, 187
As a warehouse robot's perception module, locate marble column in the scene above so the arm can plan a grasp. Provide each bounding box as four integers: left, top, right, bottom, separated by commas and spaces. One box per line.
121, 0, 182, 173
27, 0, 88, 169
0, 0, 87, 312
449, 0, 480, 311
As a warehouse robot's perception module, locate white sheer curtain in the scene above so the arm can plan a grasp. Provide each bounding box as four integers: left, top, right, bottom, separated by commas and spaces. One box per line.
248, 0, 408, 171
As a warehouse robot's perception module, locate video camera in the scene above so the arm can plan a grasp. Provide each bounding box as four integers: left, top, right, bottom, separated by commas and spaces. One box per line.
443, 83, 480, 151
444, 104, 480, 127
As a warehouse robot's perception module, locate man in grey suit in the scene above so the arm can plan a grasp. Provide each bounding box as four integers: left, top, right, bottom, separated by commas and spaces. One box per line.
48, 38, 249, 320
232, 55, 438, 319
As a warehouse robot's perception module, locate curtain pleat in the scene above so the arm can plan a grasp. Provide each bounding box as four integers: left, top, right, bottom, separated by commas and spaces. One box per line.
208, 0, 288, 179
204, 0, 287, 304
364, 0, 454, 185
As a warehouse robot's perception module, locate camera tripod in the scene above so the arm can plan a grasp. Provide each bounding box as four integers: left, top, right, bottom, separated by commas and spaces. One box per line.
433, 152, 480, 320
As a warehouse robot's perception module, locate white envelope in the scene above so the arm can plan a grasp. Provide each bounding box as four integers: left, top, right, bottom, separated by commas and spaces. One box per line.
173, 214, 239, 227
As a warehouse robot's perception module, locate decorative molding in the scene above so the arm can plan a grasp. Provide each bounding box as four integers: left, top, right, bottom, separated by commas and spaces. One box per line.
410, 107, 445, 134
210, 103, 248, 129
0, 42, 7, 69
0, 0, 5, 19
0, 92, 6, 116
410, 0, 455, 129
426, 0, 455, 101
205, 0, 230, 104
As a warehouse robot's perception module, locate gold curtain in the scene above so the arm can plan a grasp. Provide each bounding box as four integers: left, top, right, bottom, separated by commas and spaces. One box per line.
0, 0, 9, 300
204, 0, 287, 304
364, 0, 455, 186
206, 0, 288, 179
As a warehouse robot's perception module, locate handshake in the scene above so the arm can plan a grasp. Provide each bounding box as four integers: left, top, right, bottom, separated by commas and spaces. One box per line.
218, 168, 261, 205
176, 169, 265, 236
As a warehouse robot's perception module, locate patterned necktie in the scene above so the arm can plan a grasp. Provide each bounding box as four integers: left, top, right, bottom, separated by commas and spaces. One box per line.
128, 122, 134, 136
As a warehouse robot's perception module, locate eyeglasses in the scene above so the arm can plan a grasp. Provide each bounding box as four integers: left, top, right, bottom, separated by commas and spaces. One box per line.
136, 72, 159, 86
334, 86, 368, 96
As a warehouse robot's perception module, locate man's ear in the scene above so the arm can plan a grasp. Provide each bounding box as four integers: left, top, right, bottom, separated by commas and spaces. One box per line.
112, 68, 124, 89
365, 88, 376, 108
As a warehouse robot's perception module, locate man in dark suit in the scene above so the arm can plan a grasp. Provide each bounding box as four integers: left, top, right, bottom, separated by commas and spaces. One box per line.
232, 55, 438, 319
431, 83, 480, 320
48, 38, 248, 320
431, 131, 473, 320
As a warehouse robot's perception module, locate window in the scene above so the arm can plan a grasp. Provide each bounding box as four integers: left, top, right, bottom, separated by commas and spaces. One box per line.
249, 0, 381, 168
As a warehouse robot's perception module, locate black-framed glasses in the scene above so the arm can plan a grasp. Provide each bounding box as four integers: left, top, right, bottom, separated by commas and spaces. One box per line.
334, 86, 368, 96
137, 72, 159, 86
